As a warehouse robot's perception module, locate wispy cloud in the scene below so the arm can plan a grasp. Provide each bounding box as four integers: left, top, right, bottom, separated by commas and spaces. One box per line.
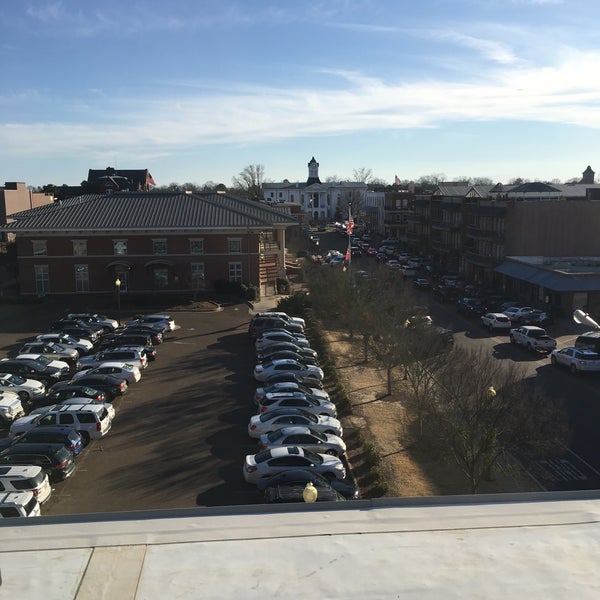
2, 46, 600, 163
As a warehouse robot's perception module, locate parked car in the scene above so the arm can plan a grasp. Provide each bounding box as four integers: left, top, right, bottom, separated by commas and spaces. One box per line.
518, 309, 552, 326
0, 491, 41, 517
480, 312, 512, 332
254, 382, 329, 405
0, 373, 45, 403
574, 331, 600, 353
59, 374, 128, 400
256, 342, 318, 362
254, 359, 323, 382
52, 398, 115, 420
458, 297, 487, 317
259, 426, 346, 457
509, 326, 557, 353
50, 320, 104, 341
0, 358, 64, 386
242, 446, 346, 484
257, 469, 358, 501
263, 371, 324, 390
33, 384, 107, 409
98, 333, 153, 351
253, 312, 306, 328
120, 326, 163, 345
257, 393, 337, 418
256, 350, 319, 367
0, 391, 25, 426
79, 348, 147, 371
72, 362, 141, 385
15, 353, 71, 375
502, 306, 534, 322
413, 278, 431, 290
17, 342, 79, 368
10, 403, 113, 445
0, 443, 75, 481
550, 347, 600, 374
0, 465, 52, 504
248, 408, 343, 438
248, 316, 305, 339
35, 333, 94, 355
255, 330, 310, 351
124, 314, 175, 332
66, 313, 119, 332
12, 426, 84, 457
50, 325, 101, 344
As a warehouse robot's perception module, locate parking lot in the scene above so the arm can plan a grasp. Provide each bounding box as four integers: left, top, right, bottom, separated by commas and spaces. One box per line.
0, 302, 267, 513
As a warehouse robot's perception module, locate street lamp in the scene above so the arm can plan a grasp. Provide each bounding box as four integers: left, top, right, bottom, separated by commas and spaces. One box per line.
115, 277, 121, 326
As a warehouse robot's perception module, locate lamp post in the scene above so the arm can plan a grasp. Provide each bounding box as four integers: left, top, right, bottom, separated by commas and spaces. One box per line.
115, 277, 121, 326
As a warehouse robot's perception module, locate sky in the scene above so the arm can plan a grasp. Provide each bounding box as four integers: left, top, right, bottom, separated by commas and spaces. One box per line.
2, 0, 600, 188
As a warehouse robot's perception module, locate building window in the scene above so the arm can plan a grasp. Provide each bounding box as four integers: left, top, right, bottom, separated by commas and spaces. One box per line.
75, 264, 89, 292
191, 262, 205, 288
32, 240, 47, 256
190, 239, 204, 255
228, 262, 242, 282
113, 240, 127, 255
34, 265, 49, 295
153, 268, 169, 289
290, 194, 294, 202
152, 239, 167, 255
228, 238, 242, 253
72, 240, 87, 256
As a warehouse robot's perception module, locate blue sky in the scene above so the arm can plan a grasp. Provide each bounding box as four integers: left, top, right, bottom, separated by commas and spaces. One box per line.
2, 0, 600, 187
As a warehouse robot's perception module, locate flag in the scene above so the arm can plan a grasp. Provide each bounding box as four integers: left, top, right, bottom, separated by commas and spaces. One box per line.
395, 175, 401, 186
347, 214, 355, 235
147, 172, 156, 186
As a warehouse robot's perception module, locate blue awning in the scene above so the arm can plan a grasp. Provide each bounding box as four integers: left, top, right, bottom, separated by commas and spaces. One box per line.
495, 261, 600, 292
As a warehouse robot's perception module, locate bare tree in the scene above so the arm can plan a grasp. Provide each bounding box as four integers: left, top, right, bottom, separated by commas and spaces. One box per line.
232, 164, 266, 201
418, 173, 447, 187
352, 167, 373, 183
427, 348, 568, 493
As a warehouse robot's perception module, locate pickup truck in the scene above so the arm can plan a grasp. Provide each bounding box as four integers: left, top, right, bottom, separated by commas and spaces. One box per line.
509, 326, 557, 353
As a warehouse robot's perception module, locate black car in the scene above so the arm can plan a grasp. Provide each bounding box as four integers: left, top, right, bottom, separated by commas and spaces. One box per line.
457, 297, 487, 317
31, 383, 107, 409
257, 350, 319, 367
248, 317, 304, 339
0, 443, 76, 481
0, 358, 64, 387
52, 374, 127, 401
121, 326, 164, 345
11, 427, 84, 457
51, 324, 101, 343
257, 469, 359, 502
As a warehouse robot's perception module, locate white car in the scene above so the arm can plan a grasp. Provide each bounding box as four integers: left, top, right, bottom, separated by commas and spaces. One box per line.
125, 314, 175, 332
254, 382, 330, 405
242, 446, 346, 484
480, 312, 512, 331
253, 359, 323, 382
248, 408, 343, 438
257, 393, 337, 418
255, 330, 310, 351
502, 306, 534, 321
0, 373, 45, 402
35, 333, 94, 355
258, 426, 346, 457
550, 347, 600, 374
16, 354, 71, 373
31, 398, 116, 421
72, 362, 141, 384
79, 348, 147, 371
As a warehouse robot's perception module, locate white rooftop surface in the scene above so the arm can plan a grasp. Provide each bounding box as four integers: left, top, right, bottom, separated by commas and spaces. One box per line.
1, 492, 600, 599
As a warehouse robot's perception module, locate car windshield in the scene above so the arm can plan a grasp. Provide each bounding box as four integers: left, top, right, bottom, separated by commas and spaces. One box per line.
302, 449, 323, 464
266, 430, 284, 443
5, 374, 25, 385
49, 343, 65, 351
33, 355, 51, 366
528, 330, 545, 338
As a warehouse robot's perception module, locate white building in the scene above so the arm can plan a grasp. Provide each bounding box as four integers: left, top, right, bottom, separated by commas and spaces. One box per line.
263, 157, 367, 221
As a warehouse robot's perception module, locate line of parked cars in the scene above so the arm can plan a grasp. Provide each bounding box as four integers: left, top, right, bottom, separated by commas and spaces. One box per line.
243, 312, 358, 503
0, 312, 175, 518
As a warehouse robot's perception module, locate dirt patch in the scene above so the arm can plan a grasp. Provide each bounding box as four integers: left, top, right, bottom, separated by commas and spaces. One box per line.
324, 329, 542, 498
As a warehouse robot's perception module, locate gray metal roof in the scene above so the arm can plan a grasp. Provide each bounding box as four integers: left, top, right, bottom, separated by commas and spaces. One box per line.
495, 260, 600, 292
3, 192, 299, 232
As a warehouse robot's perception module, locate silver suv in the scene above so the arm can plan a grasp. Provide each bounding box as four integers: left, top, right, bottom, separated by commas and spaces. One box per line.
10, 403, 113, 445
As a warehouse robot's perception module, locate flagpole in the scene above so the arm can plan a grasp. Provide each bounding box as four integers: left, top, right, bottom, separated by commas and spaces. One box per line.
347, 202, 352, 269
